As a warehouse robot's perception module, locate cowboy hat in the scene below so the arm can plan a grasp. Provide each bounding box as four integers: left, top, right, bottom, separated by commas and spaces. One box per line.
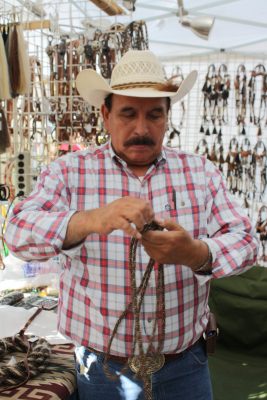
76, 50, 197, 108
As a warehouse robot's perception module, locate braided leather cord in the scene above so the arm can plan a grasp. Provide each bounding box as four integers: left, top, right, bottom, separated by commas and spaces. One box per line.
103, 221, 165, 400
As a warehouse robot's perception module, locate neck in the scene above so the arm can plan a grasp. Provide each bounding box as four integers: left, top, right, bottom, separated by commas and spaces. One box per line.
127, 164, 151, 177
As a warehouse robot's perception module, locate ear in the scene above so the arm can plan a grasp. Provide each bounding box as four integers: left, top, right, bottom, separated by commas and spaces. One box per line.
101, 104, 109, 129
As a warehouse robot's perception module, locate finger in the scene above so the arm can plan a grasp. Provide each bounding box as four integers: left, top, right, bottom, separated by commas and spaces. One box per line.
141, 229, 166, 243
160, 219, 183, 232
123, 219, 142, 240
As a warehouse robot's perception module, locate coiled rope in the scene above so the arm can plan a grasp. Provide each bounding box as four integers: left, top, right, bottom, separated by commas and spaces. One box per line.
104, 221, 165, 400
0, 307, 51, 393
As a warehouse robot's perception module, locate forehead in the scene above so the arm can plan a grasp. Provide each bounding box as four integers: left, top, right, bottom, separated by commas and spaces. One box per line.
112, 94, 169, 110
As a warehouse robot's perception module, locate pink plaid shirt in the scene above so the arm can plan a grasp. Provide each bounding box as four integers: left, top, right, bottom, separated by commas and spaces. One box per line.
5, 143, 258, 356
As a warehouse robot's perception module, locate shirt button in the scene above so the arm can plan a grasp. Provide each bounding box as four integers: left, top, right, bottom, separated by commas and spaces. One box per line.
147, 318, 152, 323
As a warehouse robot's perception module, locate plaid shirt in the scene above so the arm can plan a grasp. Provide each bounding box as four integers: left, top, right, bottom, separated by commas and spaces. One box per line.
5, 143, 258, 356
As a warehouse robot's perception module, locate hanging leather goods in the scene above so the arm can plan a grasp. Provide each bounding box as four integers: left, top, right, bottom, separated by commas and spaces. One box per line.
168, 66, 186, 139
99, 32, 112, 79
240, 137, 253, 204
199, 118, 205, 134
252, 139, 267, 201
57, 35, 68, 97
16, 24, 31, 95
201, 64, 217, 136
253, 139, 267, 169
217, 63, 230, 126
91, 28, 102, 70
225, 137, 241, 195
248, 64, 267, 126
70, 39, 81, 97
123, 20, 149, 53
240, 137, 252, 167
209, 136, 225, 172
8, 24, 21, 97
0, 106, 11, 154
109, 23, 125, 66
45, 35, 55, 97
234, 64, 247, 135
166, 105, 181, 148
84, 40, 96, 69
195, 138, 209, 158
0, 28, 11, 100
95, 125, 109, 146
256, 205, 267, 263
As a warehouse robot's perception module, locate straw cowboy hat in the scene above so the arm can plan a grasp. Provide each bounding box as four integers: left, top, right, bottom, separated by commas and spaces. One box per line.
76, 50, 197, 109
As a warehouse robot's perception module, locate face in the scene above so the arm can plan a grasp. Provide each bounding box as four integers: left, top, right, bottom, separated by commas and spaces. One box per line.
101, 95, 169, 174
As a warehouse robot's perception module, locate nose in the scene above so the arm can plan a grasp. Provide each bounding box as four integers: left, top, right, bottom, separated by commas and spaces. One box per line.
135, 114, 149, 135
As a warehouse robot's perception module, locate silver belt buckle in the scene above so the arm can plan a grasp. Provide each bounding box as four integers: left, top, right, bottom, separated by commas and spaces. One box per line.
128, 354, 165, 374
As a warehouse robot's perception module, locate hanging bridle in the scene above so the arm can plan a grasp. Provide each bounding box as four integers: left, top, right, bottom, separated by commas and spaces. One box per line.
248, 64, 267, 136
234, 64, 247, 135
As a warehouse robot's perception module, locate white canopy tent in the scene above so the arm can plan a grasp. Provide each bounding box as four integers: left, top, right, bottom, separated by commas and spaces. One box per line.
2, 0, 267, 60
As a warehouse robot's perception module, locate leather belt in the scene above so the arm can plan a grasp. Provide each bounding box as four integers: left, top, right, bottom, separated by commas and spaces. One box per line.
88, 337, 204, 366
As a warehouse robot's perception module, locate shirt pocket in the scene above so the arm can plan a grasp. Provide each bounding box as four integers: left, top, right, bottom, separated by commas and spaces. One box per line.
155, 195, 207, 238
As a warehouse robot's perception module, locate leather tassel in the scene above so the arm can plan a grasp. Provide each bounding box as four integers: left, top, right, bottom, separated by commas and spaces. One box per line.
205, 128, 210, 136
0, 107, 11, 154
0, 31, 11, 99
16, 24, 30, 95
241, 127, 246, 135
212, 127, 217, 134
200, 125, 204, 133
8, 25, 21, 97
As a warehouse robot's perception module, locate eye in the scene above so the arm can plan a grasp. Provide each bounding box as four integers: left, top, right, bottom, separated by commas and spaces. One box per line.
148, 112, 164, 120
119, 110, 136, 118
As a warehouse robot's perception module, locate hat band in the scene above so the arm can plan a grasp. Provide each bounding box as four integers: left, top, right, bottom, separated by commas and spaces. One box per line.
111, 82, 161, 90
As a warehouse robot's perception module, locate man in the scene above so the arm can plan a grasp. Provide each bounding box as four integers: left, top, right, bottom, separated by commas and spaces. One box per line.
5, 50, 258, 400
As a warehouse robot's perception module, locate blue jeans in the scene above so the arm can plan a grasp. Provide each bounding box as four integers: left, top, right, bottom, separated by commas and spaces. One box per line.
74, 341, 213, 400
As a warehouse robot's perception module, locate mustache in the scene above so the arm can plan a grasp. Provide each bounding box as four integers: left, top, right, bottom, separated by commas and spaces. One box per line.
124, 136, 155, 147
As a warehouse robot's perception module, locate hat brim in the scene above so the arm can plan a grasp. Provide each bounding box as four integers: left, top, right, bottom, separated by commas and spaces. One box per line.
76, 69, 198, 109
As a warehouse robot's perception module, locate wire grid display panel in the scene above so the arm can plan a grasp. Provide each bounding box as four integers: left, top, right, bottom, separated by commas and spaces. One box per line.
164, 53, 267, 265
163, 52, 267, 154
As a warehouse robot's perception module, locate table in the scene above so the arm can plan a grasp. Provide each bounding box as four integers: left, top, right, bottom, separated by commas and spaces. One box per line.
0, 343, 76, 399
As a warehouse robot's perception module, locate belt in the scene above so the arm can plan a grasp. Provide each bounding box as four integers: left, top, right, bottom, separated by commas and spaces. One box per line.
88, 337, 204, 366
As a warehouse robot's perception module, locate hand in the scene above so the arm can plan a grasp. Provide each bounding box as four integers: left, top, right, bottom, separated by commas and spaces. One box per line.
141, 219, 207, 268
94, 196, 155, 239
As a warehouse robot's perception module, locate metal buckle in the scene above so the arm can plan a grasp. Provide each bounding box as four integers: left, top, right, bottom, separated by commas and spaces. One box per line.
128, 354, 165, 374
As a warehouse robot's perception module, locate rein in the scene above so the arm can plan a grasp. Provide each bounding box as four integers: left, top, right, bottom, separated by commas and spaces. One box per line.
103, 221, 165, 400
